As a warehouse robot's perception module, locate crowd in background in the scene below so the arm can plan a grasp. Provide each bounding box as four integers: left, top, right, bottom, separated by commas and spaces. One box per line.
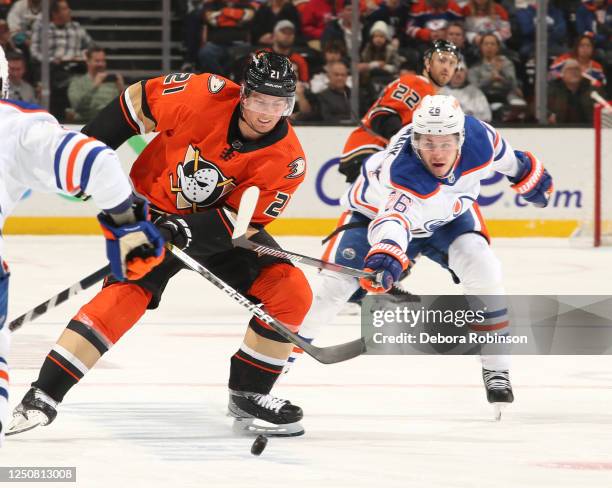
1, 0, 610, 124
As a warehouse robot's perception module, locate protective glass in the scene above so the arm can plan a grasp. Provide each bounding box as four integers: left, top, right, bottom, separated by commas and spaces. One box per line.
240, 89, 295, 117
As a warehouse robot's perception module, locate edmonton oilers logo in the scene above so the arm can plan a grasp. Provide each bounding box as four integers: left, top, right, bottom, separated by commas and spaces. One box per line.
342, 248, 357, 260
452, 199, 462, 216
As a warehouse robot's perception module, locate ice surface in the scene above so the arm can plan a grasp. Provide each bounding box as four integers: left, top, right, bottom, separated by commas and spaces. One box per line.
2, 236, 612, 488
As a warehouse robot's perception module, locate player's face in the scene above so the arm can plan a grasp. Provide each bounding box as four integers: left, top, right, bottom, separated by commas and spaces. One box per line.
241, 92, 292, 134
241, 104, 283, 134
427, 52, 458, 87
415, 134, 460, 177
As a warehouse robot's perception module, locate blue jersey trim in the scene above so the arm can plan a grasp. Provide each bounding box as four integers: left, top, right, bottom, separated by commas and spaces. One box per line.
53, 132, 78, 190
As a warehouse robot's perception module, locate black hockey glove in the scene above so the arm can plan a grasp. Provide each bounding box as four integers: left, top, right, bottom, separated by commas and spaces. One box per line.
153, 214, 193, 250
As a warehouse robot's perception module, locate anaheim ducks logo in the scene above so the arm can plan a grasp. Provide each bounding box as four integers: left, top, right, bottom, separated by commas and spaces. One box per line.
208, 75, 225, 94
170, 145, 235, 211
287, 158, 306, 179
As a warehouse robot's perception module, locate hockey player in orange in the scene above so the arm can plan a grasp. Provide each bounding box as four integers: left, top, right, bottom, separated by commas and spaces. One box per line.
8, 52, 313, 437
339, 40, 460, 183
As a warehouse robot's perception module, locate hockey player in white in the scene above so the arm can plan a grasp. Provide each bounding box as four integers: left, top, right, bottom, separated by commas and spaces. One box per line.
0, 46, 165, 444
289, 95, 553, 417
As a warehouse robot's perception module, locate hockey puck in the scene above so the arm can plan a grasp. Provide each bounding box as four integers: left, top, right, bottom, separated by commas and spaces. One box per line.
250, 435, 268, 456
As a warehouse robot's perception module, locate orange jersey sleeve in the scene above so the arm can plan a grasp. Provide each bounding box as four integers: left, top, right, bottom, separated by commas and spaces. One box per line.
362, 74, 436, 128
121, 72, 231, 134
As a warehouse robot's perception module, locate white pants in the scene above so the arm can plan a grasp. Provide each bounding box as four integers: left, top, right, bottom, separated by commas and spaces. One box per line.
296, 232, 510, 371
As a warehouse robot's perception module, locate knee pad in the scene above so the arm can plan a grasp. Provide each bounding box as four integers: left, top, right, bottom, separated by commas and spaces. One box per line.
449, 233, 503, 294
248, 263, 313, 333
73, 283, 152, 344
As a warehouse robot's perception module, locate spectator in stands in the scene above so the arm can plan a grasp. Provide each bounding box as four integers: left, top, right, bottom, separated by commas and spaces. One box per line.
6, 51, 37, 103
576, 0, 611, 51
462, 0, 511, 46
291, 74, 316, 121
548, 58, 603, 124
30, 0, 92, 119
0, 19, 19, 55
445, 21, 479, 67
317, 60, 352, 121
514, 0, 567, 60
549, 34, 607, 88
30, 0, 91, 65
322, 3, 360, 52
7, 0, 40, 53
359, 21, 401, 78
440, 61, 491, 121
251, 0, 302, 46
198, 0, 255, 75
269, 20, 309, 82
468, 33, 524, 114
363, 0, 410, 47
301, 0, 337, 49
0, 0, 13, 18
67, 46, 124, 123
406, 0, 463, 48
310, 40, 353, 93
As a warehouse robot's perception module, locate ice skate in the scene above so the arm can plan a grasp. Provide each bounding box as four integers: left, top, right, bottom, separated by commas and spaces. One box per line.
6, 387, 58, 436
482, 369, 514, 421
228, 390, 304, 437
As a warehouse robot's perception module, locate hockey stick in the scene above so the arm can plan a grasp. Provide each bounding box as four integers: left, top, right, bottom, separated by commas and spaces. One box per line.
168, 244, 366, 364
234, 235, 378, 280
9, 264, 111, 332
231, 187, 379, 280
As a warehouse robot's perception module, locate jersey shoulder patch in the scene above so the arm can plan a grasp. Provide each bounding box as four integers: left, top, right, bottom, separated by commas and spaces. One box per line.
286, 157, 306, 179
207, 74, 226, 94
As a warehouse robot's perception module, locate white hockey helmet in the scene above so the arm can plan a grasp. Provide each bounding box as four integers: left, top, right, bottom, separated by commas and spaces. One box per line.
411, 94, 465, 151
0, 45, 8, 99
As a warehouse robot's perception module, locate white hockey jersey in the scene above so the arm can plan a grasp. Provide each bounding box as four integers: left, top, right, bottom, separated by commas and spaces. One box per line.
340, 115, 521, 252
0, 100, 133, 256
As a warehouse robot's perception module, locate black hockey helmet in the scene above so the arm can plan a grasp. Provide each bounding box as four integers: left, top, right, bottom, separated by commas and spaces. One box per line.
423, 40, 461, 63
241, 51, 297, 116
243, 51, 297, 97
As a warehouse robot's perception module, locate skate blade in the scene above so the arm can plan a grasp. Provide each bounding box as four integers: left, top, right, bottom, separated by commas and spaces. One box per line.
232, 417, 305, 437
493, 403, 508, 421
5, 411, 47, 436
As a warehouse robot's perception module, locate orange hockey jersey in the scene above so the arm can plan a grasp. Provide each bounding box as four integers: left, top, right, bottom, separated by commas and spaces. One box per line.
362, 73, 436, 131
119, 73, 306, 226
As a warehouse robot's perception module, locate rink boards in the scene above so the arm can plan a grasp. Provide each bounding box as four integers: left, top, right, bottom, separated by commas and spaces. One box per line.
4, 126, 604, 238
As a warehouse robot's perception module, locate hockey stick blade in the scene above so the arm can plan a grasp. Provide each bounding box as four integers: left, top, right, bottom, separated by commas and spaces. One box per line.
168, 244, 366, 364
232, 186, 260, 240
9, 264, 111, 332
233, 235, 378, 280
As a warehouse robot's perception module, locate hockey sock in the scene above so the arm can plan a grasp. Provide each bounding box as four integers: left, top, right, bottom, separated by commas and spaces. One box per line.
229, 343, 287, 394
0, 357, 8, 438
32, 320, 109, 403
